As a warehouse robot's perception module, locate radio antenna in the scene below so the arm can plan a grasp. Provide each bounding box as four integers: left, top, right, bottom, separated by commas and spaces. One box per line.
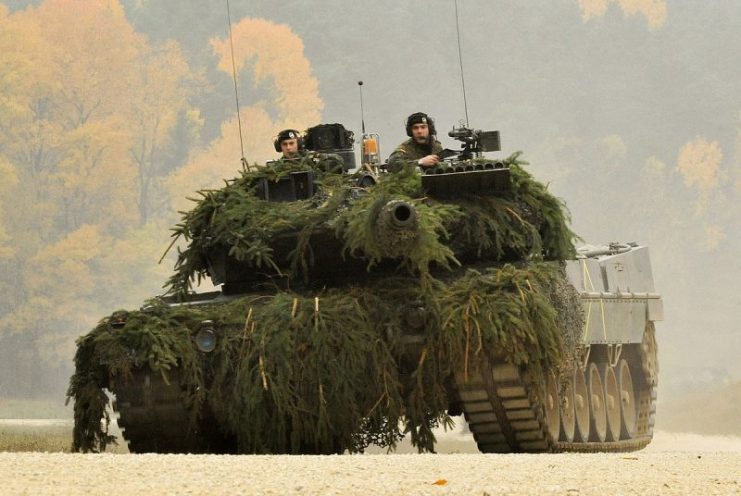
226, 0, 248, 169
454, 0, 470, 127
358, 81, 366, 134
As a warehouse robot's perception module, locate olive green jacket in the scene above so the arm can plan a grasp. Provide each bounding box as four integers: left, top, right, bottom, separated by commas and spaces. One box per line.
387, 138, 443, 173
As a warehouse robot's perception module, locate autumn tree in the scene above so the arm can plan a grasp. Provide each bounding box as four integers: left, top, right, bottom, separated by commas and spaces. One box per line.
168, 17, 324, 203
0, 0, 200, 392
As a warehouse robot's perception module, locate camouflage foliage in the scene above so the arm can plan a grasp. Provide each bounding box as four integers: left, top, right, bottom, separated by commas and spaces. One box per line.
68, 152, 581, 453
68, 262, 579, 453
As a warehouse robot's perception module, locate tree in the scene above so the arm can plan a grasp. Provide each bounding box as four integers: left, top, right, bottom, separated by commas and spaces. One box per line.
0, 0, 200, 388
167, 17, 324, 204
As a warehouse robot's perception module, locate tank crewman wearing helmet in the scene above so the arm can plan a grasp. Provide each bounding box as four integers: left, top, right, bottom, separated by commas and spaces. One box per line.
274, 129, 303, 159
387, 112, 444, 173
271, 128, 345, 173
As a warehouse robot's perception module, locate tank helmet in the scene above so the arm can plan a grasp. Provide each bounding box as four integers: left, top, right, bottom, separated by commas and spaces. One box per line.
273, 129, 303, 152
405, 112, 436, 137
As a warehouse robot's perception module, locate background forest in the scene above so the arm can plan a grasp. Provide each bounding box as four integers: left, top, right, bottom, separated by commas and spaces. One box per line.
0, 0, 739, 430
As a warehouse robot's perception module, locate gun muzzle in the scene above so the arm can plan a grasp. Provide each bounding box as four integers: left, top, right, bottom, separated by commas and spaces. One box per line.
385, 200, 416, 229
375, 200, 419, 257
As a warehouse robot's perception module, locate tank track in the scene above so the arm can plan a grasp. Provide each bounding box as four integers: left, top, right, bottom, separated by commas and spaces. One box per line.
454, 340, 657, 453
110, 370, 206, 453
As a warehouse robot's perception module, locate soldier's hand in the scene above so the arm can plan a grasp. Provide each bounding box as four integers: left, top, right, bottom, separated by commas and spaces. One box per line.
417, 155, 440, 168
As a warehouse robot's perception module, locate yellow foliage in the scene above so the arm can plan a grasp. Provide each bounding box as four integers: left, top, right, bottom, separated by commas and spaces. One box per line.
703, 225, 726, 252
0, 220, 174, 365
641, 156, 666, 180
0, 157, 18, 259
0, 0, 197, 367
0, 0, 196, 240
578, 0, 667, 29
676, 137, 723, 192
23, 225, 105, 296
578, 0, 610, 20
734, 128, 741, 195
211, 18, 323, 125
169, 17, 323, 201
0, 157, 18, 191
675, 137, 723, 215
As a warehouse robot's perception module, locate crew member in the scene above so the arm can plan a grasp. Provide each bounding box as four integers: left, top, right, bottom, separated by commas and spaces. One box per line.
271, 127, 347, 173
387, 112, 443, 173
274, 129, 302, 159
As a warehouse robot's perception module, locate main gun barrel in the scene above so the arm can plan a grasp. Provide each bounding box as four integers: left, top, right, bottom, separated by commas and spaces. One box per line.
375, 200, 419, 257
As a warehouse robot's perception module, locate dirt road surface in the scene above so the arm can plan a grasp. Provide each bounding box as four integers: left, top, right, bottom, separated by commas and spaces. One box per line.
2, 430, 740, 495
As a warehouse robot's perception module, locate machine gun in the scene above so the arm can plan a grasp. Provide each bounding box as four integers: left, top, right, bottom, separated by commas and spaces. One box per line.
439, 126, 501, 160
422, 126, 509, 200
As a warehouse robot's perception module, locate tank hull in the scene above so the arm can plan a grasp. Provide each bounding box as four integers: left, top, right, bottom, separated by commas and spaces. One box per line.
109, 246, 661, 454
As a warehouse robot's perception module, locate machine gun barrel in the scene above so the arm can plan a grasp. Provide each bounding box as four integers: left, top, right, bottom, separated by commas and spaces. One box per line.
447, 126, 501, 159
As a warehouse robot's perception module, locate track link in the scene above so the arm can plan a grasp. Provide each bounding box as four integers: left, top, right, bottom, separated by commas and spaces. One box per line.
110, 369, 203, 453
455, 346, 656, 453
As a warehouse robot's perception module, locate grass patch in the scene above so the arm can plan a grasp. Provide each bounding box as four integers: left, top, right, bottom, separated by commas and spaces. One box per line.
0, 422, 128, 453
0, 423, 72, 452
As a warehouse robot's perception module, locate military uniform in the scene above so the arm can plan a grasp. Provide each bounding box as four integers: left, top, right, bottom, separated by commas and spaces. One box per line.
387, 138, 444, 173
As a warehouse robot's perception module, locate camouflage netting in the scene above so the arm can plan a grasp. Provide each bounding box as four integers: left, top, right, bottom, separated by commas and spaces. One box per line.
68, 262, 581, 454
68, 152, 583, 454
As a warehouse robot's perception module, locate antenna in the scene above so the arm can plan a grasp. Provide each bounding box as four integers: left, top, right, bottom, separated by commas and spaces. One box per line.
357, 81, 381, 168
358, 81, 366, 135
226, 0, 248, 169
454, 0, 470, 127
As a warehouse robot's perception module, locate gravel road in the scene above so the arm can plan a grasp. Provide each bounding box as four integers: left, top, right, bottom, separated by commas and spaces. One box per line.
2, 431, 740, 495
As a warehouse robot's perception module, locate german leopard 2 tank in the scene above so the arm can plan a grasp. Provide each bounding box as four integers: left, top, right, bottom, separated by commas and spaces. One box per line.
68, 123, 662, 454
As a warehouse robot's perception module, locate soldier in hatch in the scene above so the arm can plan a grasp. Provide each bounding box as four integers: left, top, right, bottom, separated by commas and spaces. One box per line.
387, 112, 444, 173
272, 128, 345, 173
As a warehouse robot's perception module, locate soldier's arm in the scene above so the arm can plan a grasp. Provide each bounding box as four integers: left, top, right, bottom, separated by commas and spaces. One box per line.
387, 145, 414, 173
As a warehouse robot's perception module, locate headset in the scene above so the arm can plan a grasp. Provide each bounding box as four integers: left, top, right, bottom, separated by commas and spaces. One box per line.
273, 129, 304, 153
405, 112, 436, 138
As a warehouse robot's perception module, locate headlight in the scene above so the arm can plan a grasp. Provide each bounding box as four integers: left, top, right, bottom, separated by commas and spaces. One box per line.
194, 320, 217, 353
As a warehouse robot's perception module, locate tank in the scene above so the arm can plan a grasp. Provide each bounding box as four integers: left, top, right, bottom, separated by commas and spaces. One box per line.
67, 123, 662, 454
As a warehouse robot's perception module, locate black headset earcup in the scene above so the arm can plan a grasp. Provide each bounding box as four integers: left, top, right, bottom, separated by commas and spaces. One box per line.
274, 138, 281, 153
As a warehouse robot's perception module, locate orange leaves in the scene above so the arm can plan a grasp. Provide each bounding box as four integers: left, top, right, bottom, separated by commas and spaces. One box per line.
204, 18, 324, 168
169, 17, 325, 201
0, 0, 197, 232
578, 0, 667, 29
0, 157, 18, 259
21, 0, 142, 124
675, 137, 723, 216
676, 137, 723, 193
211, 18, 322, 123
0, 0, 196, 366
